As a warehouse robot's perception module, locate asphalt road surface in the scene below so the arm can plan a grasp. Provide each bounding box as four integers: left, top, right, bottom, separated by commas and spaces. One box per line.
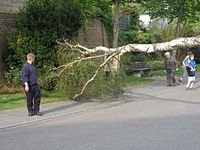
1, 77, 200, 150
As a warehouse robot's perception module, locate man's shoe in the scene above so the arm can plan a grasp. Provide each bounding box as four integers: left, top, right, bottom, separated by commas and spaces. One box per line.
166, 84, 172, 87
35, 111, 43, 116
28, 112, 34, 117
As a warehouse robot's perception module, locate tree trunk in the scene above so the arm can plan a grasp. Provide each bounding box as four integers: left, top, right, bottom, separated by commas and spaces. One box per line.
111, 0, 120, 72
113, 0, 120, 48
60, 36, 200, 55
173, 0, 185, 58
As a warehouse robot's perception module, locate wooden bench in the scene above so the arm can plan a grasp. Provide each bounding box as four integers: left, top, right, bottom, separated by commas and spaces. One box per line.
126, 61, 151, 77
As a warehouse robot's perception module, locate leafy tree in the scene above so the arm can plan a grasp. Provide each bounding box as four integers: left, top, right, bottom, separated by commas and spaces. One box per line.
142, 0, 200, 57
119, 2, 152, 45
112, 0, 142, 47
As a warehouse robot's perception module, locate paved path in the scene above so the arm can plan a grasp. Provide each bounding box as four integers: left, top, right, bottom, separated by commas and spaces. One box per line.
0, 75, 200, 150
0, 99, 112, 129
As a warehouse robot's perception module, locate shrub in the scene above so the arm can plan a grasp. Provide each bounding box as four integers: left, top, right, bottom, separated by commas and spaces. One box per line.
39, 76, 58, 91
7, 0, 85, 73
58, 67, 125, 100
4, 67, 21, 86
0, 84, 23, 94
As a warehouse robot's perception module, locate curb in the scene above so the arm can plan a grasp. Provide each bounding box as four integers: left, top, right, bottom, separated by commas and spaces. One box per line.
0, 101, 121, 130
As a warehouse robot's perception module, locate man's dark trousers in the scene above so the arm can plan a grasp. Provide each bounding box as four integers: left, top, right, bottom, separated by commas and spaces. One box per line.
26, 84, 41, 113
166, 69, 176, 85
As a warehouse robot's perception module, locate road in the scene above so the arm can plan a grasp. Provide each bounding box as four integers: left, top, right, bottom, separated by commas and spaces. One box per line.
1, 77, 200, 150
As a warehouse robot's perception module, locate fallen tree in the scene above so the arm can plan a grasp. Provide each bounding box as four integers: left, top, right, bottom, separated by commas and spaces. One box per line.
53, 36, 200, 100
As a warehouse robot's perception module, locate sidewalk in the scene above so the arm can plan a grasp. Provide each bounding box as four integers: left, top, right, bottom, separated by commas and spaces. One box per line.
1, 74, 199, 130
0, 99, 120, 130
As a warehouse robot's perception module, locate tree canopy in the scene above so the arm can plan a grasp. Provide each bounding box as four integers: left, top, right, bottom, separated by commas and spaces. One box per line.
142, 0, 200, 22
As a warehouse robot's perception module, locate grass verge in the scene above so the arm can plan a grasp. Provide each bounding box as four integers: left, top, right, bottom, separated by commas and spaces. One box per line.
1, 75, 154, 111
125, 75, 153, 86
151, 66, 193, 77
0, 91, 67, 111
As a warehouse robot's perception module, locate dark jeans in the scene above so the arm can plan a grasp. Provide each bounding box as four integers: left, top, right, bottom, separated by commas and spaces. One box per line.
25, 84, 41, 113
166, 69, 176, 85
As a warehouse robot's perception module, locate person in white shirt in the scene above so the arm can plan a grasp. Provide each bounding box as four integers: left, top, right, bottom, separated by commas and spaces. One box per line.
179, 51, 193, 84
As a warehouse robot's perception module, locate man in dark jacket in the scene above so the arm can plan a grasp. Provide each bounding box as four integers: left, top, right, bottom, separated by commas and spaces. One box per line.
164, 52, 177, 86
22, 53, 42, 116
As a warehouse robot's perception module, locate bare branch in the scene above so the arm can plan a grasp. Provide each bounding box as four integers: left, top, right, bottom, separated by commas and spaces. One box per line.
52, 54, 106, 77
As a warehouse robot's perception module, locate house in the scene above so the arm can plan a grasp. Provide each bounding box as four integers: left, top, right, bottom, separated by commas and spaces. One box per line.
139, 14, 168, 29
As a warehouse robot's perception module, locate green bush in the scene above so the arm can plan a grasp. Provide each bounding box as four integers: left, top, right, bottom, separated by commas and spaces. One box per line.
7, 0, 85, 73
148, 60, 165, 70
57, 62, 125, 100
85, 72, 125, 99
4, 67, 21, 86
121, 53, 157, 65
119, 30, 152, 45
39, 76, 58, 91
118, 7, 152, 46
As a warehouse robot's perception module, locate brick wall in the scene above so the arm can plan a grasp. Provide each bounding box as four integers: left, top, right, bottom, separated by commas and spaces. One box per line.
78, 19, 109, 65
0, 12, 16, 82
78, 19, 108, 48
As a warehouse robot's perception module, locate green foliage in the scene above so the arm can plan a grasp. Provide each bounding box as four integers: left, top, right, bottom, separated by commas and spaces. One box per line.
126, 76, 153, 86
85, 72, 126, 99
58, 61, 96, 99
58, 61, 126, 100
142, 0, 200, 23
190, 21, 200, 36
151, 69, 166, 77
148, 61, 165, 70
149, 20, 200, 61
7, 0, 85, 72
151, 64, 188, 77
56, 47, 125, 100
4, 67, 21, 85
121, 52, 161, 66
119, 29, 152, 44
39, 76, 58, 91
95, 1, 113, 46
150, 22, 197, 43
0, 91, 66, 111
119, 3, 152, 45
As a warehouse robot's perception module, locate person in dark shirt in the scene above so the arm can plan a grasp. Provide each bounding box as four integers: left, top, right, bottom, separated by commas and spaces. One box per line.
164, 52, 178, 86
22, 53, 42, 117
